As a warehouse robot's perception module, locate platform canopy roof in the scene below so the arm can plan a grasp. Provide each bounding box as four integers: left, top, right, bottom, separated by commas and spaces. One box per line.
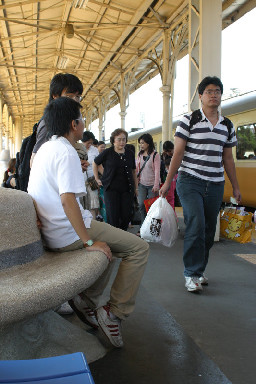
0, 0, 254, 136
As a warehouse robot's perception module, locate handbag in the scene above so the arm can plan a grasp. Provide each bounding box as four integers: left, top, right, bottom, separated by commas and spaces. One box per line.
86, 175, 99, 191
144, 196, 159, 213
220, 207, 253, 243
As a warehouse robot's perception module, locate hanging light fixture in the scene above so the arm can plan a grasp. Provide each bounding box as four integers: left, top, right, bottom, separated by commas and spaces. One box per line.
65, 24, 74, 38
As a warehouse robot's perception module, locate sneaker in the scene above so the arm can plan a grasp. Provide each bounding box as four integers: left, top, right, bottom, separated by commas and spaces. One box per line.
199, 274, 209, 285
56, 302, 74, 315
185, 276, 203, 292
68, 295, 99, 329
96, 215, 103, 222
96, 305, 124, 348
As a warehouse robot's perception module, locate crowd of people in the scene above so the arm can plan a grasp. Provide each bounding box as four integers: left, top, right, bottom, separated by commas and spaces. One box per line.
2, 73, 241, 348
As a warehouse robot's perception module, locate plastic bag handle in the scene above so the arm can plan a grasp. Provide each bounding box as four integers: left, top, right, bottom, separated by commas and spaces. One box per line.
158, 196, 164, 208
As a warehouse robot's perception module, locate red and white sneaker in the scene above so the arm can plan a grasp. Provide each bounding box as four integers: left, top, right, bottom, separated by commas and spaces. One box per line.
96, 305, 124, 348
199, 274, 209, 285
185, 276, 203, 292
68, 295, 98, 329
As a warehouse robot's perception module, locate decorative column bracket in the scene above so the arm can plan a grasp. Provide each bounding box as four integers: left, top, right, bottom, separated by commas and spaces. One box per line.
149, 21, 187, 142
97, 95, 107, 141
85, 108, 93, 131
112, 64, 139, 130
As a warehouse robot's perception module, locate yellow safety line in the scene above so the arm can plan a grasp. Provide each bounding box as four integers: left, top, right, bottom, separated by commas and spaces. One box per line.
235, 254, 256, 265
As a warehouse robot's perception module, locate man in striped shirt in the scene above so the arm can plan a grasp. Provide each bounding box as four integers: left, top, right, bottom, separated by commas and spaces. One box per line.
160, 76, 241, 292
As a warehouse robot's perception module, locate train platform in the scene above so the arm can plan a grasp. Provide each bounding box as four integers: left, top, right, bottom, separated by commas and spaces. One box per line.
74, 210, 256, 384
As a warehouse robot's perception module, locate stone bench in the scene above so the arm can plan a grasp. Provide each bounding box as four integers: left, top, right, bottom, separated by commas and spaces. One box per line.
0, 188, 109, 362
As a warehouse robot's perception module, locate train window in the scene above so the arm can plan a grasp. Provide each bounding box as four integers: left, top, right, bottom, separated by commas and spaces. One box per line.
159, 141, 163, 153
236, 123, 256, 160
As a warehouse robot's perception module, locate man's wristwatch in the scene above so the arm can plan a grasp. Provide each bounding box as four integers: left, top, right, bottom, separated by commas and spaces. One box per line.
83, 239, 94, 248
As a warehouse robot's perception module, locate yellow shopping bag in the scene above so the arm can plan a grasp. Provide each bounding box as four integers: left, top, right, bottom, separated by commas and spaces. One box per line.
220, 209, 253, 243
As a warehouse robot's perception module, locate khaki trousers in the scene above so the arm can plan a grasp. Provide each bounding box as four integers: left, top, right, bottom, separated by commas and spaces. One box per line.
53, 220, 149, 320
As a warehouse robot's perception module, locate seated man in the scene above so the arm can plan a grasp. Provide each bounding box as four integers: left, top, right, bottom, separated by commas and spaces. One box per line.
28, 97, 149, 348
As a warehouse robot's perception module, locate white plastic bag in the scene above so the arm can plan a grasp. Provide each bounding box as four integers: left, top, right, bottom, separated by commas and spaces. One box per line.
140, 197, 178, 247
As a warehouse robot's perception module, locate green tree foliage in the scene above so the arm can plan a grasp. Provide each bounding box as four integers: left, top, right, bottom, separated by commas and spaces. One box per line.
237, 124, 256, 158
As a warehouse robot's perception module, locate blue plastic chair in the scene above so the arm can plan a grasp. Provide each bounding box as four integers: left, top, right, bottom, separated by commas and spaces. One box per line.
0, 352, 95, 384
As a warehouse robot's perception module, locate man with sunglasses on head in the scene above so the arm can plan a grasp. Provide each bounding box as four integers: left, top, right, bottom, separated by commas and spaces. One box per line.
160, 76, 241, 293
29, 73, 87, 315
30, 73, 84, 167
28, 97, 149, 348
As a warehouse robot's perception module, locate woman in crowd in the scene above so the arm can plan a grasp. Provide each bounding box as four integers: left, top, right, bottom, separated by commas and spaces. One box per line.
136, 133, 160, 233
93, 128, 137, 230
97, 140, 107, 221
98, 141, 106, 153
2, 158, 16, 188
160, 140, 174, 183
81, 131, 100, 219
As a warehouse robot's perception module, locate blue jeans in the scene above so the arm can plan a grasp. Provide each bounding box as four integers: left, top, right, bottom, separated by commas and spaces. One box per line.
176, 172, 224, 277
138, 183, 158, 224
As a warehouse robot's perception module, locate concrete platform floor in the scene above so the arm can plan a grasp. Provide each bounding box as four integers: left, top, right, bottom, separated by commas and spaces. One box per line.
67, 215, 256, 384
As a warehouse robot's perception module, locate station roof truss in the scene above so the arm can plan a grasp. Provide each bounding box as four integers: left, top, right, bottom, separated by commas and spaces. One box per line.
0, 0, 254, 137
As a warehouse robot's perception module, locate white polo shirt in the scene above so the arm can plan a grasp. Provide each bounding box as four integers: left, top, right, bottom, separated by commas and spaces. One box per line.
28, 136, 92, 248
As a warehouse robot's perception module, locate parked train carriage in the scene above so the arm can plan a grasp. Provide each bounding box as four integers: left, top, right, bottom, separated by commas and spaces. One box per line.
222, 108, 256, 208
126, 92, 256, 208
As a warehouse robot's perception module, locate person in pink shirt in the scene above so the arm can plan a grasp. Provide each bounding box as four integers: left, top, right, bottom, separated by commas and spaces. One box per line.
136, 133, 161, 234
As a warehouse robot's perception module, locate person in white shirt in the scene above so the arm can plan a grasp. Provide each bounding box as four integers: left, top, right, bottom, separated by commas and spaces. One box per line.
80, 131, 100, 219
28, 97, 149, 348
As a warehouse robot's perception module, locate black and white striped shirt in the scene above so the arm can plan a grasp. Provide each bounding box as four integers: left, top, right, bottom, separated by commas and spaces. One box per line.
175, 108, 237, 182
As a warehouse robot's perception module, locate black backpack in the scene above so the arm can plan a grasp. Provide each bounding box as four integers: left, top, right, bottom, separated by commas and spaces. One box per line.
15, 121, 40, 192
189, 109, 232, 140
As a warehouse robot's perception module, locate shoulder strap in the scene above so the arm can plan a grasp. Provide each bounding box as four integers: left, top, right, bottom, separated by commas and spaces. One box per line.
221, 116, 233, 141
153, 151, 157, 162
137, 154, 150, 178
189, 109, 232, 140
189, 109, 202, 130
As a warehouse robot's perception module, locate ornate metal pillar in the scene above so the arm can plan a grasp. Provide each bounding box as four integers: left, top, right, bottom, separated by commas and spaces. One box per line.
98, 96, 106, 141
158, 25, 187, 142
9, 116, 13, 157
5, 107, 9, 151
15, 118, 23, 155
114, 67, 138, 131
119, 72, 127, 130
85, 108, 92, 131
160, 85, 172, 143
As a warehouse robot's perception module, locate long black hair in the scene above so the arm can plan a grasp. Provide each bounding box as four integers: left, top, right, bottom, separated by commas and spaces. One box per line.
3, 158, 16, 182
138, 133, 155, 155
